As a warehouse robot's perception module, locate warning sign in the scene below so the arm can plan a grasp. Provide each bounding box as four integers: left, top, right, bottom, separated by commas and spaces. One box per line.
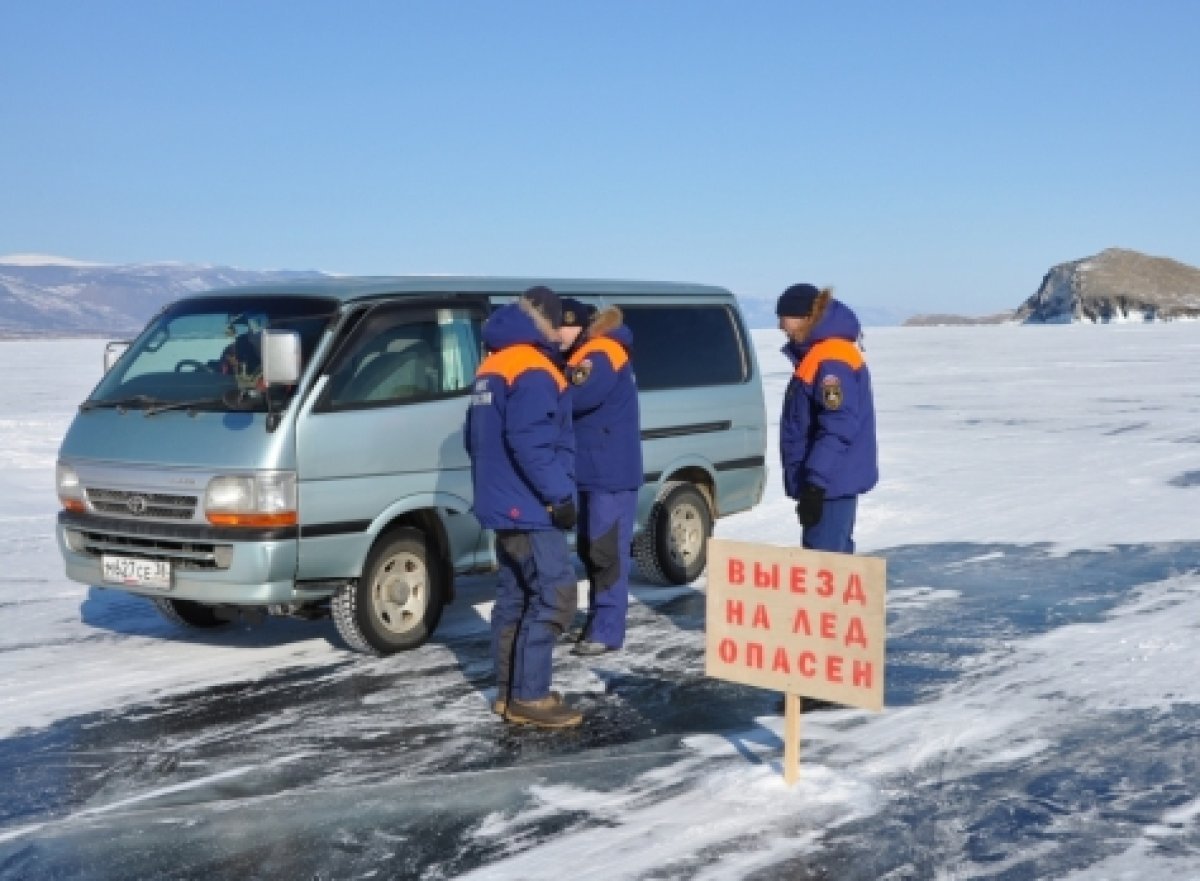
705, 538, 886, 712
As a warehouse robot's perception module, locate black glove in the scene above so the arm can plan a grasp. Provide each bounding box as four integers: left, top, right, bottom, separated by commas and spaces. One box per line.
550, 498, 577, 531
797, 484, 825, 529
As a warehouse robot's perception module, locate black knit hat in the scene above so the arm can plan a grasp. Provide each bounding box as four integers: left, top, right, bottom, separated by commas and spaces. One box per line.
560, 297, 596, 328
521, 285, 562, 329
775, 283, 821, 318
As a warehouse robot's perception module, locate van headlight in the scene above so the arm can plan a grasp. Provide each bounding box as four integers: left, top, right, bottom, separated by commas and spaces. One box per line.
205, 471, 297, 527
57, 463, 86, 513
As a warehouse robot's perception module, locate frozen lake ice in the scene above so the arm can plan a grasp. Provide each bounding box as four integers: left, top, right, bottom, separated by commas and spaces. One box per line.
1, 325, 1199, 879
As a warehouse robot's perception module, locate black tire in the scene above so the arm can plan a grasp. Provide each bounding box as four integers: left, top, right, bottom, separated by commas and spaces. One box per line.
332, 528, 444, 655
633, 481, 713, 585
152, 597, 230, 628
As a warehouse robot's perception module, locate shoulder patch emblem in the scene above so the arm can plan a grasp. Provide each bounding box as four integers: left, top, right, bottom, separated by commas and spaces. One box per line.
821, 375, 843, 410
571, 359, 593, 385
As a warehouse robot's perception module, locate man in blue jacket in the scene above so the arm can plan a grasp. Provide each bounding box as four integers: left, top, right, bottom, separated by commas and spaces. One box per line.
559, 298, 642, 656
465, 286, 583, 728
777, 284, 878, 553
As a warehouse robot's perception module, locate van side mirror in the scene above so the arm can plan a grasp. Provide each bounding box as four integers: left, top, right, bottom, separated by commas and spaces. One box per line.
261, 330, 302, 385
103, 341, 130, 373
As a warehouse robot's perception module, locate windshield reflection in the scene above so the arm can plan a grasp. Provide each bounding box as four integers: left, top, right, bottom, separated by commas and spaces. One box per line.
89, 296, 338, 412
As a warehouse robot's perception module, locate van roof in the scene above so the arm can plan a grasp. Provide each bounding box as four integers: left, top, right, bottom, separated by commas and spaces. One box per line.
191, 275, 733, 303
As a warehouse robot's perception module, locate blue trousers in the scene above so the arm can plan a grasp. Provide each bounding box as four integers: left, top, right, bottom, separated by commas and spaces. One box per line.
577, 488, 637, 648
802, 495, 858, 554
492, 529, 578, 702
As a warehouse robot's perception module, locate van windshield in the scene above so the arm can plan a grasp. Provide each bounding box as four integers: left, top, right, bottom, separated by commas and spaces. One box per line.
87, 296, 339, 412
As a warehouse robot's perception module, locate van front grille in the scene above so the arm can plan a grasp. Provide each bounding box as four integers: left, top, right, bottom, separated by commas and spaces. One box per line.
69, 528, 231, 571
86, 487, 198, 520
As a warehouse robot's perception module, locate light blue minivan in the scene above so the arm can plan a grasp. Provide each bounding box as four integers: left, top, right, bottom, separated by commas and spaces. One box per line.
56, 277, 766, 654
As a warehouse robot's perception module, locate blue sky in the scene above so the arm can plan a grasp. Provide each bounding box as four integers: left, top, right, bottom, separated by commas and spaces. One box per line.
3, 1, 1197, 317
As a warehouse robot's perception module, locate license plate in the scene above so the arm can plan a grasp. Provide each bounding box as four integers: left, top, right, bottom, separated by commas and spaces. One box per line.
101, 555, 172, 591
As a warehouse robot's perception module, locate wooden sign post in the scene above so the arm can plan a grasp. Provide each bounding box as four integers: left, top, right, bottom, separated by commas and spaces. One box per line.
705, 538, 887, 785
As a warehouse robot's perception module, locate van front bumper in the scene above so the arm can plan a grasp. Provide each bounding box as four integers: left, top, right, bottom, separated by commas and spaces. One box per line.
56, 511, 313, 605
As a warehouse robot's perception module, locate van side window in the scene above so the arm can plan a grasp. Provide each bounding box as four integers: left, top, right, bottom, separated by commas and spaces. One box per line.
619, 304, 749, 390
321, 307, 482, 409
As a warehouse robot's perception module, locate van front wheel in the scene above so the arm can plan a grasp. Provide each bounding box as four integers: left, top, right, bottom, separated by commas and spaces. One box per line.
332, 528, 444, 656
633, 481, 713, 586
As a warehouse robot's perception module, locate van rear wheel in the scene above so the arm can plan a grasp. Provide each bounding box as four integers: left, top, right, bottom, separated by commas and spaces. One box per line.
633, 481, 713, 585
151, 597, 230, 628
332, 528, 444, 655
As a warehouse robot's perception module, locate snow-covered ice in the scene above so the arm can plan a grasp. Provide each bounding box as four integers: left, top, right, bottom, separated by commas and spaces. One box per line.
1, 325, 1198, 879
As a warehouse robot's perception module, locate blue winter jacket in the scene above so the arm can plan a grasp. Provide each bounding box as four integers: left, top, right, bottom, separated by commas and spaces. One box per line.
780, 299, 878, 500
465, 302, 575, 531
565, 310, 643, 492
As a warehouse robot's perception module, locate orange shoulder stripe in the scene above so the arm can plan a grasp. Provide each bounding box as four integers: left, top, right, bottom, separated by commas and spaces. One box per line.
477, 344, 567, 392
795, 339, 864, 384
568, 336, 628, 370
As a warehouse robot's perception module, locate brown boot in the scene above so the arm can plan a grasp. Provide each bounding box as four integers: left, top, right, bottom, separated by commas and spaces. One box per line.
492, 689, 561, 716
504, 694, 583, 728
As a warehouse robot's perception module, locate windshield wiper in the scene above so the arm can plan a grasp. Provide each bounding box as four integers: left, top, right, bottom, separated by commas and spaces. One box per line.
79, 395, 162, 412
143, 397, 227, 417
79, 395, 225, 415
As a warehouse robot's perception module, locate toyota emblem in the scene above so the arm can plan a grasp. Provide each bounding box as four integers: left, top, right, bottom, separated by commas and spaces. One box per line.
126, 495, 148, 515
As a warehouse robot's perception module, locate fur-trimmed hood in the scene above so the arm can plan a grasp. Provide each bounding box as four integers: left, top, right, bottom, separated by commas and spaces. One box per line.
804, 289, 835, 336
482, 298, 561, 354
782, 293, 863, 363
581, 305, 633, 349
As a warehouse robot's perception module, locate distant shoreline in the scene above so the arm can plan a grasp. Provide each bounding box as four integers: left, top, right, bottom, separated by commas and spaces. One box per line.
0, 332, 131, 341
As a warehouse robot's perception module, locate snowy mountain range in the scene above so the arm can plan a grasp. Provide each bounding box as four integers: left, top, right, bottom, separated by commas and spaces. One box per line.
8, 248, 1193, 335
0, 254, 907, 334
0, 255, 325, 336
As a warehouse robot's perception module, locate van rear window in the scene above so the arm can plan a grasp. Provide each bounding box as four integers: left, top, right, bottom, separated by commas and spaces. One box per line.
619, 305, 749, 390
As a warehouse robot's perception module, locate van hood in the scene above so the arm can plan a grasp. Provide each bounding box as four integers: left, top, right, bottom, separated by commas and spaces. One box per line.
59, 408, 296, 471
